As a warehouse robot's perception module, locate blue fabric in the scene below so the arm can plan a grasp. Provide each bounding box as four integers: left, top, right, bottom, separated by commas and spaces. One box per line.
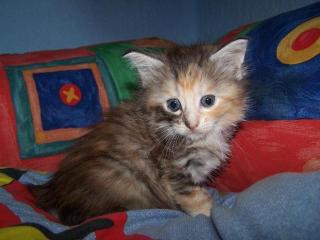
34, 69, 103, 130
125, 172, 320, 240
2, 169, 319, 239
245, 2, 320, 120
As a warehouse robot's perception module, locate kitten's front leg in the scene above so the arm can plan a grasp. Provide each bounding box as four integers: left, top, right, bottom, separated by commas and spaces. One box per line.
169, 147, 219, 216
176, 146, 222, 184
175, 186, 213, 217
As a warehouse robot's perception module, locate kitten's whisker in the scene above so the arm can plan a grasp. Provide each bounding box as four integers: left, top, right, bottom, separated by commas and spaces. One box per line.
147, 127, 174, 164
162, 131, 175, 146
160, 137, 172, 164
157, 128, 173, 144
158, 130, 176, 164
164, 134, 175, 157
170, 134, 179, 153
146, 129, 173, 162
163, 132, 180, 163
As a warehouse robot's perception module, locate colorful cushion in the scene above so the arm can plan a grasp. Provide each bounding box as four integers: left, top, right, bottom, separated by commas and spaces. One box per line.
214, 2, 320, 191
0, 38, 175, 171
1, 168, 320, 239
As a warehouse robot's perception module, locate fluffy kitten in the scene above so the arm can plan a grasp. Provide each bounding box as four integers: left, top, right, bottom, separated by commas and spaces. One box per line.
31, 39, 248, 225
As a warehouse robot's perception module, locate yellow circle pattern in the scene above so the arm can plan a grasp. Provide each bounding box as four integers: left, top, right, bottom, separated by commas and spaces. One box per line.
277, 17, 320, 64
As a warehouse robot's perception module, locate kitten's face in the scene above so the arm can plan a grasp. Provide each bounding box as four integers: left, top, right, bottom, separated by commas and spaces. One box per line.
125, 40, 248, 141
148, 64, 247, 141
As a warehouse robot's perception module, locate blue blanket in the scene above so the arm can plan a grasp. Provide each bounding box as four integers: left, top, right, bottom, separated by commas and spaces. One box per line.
0, 169, 319, 239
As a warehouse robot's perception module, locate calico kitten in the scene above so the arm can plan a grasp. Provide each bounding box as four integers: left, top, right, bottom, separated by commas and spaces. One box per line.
31, 39, 248, 225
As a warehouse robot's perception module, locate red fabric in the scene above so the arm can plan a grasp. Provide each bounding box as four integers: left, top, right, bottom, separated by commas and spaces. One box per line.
95, 213, 150, 240
0, 204, 20, 227
214, 120, 320, 192
0, 68, 20, 167
0, 48, 94, 66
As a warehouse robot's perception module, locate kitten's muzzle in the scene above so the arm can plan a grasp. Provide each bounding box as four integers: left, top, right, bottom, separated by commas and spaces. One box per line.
184, 119, 199, 132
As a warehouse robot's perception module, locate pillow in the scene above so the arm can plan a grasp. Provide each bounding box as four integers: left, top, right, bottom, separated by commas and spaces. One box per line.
214, 2, 320, 191
0, 38, 175, 171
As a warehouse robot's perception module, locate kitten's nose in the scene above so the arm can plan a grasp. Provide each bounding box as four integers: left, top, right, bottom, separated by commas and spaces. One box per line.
184, 119, 199, 132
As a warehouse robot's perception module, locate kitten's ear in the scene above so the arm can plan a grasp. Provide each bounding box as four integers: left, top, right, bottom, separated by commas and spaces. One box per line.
209, 39, 248, 80
124, 51, 164, 87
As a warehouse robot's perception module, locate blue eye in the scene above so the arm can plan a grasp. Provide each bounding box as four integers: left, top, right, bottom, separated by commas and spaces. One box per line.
167, 98, 181, 112
200, 95, 216, 108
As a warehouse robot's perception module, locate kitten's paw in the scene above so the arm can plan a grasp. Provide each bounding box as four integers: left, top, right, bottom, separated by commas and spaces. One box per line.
189, 188, 213, 217
177, 187, 213, 217
189, 202, 212, 217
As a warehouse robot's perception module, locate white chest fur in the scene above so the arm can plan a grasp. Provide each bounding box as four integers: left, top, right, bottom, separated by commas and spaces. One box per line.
177, 131, 230, 184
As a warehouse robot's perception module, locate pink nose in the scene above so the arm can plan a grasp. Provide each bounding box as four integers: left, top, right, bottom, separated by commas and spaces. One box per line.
184, 120, 199, 131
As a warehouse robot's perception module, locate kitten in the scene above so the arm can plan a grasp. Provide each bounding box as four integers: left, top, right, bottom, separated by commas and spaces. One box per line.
31, 39, 248, 225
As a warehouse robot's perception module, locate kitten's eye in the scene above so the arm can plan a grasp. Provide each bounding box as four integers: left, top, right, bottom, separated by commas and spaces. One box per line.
200, 95, 216, 108
167, 98, 181, 112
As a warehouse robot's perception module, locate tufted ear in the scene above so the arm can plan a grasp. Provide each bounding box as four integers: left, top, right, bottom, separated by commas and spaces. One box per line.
209, 39, 248, 80
124, 51, 164, 87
